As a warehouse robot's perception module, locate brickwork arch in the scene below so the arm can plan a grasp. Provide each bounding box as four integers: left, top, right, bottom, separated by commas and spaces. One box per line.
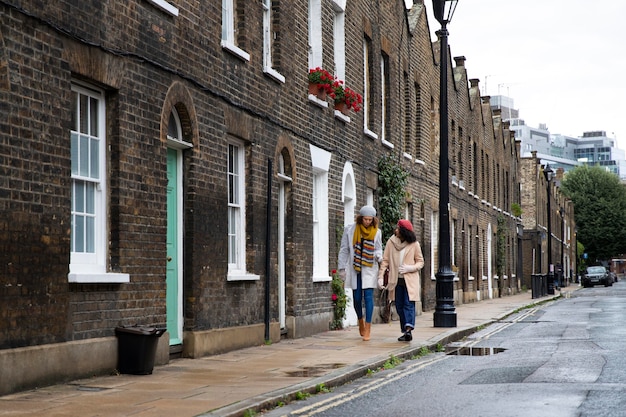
275, 134, 297, 183
160, 81, 199, 147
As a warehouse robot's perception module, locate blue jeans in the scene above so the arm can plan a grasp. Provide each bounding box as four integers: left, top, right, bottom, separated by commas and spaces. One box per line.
353, 273, 374, 323
395, 280, 415, 332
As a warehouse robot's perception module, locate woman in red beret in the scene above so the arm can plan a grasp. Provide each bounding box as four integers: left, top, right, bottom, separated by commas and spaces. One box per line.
378, 219, 424, 341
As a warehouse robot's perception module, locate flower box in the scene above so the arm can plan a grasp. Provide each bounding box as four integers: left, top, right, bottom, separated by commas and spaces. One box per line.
308, 67, 333, 100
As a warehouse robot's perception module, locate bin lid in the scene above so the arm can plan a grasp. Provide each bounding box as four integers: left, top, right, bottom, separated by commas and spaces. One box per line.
115, 325, 166, 337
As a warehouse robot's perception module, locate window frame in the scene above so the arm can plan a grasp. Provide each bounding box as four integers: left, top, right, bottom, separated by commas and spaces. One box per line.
262, 0, 285, 83
68, 81, 128, 283
222, 0, 251, 61
308, 0, 323, 69
310, 144, 331, 282
227, 139, 260, 281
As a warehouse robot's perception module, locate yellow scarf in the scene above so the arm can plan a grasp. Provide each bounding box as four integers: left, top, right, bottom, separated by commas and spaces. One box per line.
352, 224, 377, 272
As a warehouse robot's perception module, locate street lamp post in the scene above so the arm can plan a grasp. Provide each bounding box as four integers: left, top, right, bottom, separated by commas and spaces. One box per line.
574, 226, 578, 283
559, 206, 565, 287
432, 0, 458, 328
543, 164, 555, 295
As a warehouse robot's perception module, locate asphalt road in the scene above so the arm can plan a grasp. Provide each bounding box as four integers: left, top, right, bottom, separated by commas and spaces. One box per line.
261, 282, 626, 417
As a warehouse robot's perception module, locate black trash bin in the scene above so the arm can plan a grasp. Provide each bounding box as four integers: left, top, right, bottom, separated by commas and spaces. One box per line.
531, 274, 541, 299
115, 325, 166, 375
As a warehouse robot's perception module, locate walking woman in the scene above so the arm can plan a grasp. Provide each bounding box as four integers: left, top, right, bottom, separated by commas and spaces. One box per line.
338, 205, 383, 341
378, 219, 424, 341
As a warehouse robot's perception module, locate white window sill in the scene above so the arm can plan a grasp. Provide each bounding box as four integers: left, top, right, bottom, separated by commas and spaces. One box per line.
381, 138, 394, 149
334, 110, 350, 123
221, 41, 251, 62
312, 274, 331, 282
309, 94, 329, 108
227, 273, 261, 282
68, 272, 130, 284
364, 128, 378, 140
264, 67, 285, 83
147, 0, 179, 16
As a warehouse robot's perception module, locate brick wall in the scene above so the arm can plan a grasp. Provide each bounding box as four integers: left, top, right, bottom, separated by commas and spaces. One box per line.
0, 0, 525, 359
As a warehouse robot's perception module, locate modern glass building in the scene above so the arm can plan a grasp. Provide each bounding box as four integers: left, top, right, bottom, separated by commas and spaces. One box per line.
492, 96, 626, 179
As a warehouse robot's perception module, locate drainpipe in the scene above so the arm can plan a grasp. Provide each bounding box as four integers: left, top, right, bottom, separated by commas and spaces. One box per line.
265, 158, 272, 341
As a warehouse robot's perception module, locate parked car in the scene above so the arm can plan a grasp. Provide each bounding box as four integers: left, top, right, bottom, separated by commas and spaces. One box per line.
581, 266, 612, 288
608, 271, 618, 283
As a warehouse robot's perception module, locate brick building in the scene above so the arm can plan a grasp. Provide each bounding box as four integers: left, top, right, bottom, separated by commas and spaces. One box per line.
520, 152, 576, 289
0, 0, 525, 394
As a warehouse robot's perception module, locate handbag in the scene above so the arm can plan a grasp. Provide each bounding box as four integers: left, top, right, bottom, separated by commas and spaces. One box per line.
379, 288, 393, 323
379, 267, 392, 323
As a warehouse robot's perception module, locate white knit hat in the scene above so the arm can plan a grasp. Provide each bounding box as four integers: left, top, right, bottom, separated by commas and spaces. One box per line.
359, 205, 377, 217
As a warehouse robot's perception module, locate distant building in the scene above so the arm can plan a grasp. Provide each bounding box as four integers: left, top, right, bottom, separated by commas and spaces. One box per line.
491, 95, 626, 179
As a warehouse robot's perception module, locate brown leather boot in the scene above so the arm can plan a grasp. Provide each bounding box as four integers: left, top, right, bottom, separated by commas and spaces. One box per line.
358, 318, 365, 336
363, 322, 371, 341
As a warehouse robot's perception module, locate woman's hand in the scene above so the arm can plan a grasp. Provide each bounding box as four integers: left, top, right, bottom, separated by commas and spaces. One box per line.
398, 264, 416, 274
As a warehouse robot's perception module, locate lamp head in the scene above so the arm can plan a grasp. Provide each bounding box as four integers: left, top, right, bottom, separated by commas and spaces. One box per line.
543, 164, 554, 182
433, 0, 459, 25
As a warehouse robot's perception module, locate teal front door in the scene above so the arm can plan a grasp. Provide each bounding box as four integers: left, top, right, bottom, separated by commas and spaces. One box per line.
166, 148, 182, 345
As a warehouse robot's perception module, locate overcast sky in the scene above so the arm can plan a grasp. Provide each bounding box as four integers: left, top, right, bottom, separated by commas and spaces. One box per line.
413, 1, 626, 148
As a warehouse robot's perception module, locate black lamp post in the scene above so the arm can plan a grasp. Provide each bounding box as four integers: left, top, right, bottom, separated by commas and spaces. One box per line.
574, 227, 578, 283
543, 164, 555, 295
559, 206, 565, 287
433, 0, 458, 328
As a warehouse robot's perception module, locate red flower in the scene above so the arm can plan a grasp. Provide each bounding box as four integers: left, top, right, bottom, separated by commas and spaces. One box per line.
331, 293, 338, 301
331, 269, 337, 274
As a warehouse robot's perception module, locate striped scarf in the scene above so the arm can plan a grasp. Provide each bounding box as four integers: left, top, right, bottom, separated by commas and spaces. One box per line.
352, 223, 377, 272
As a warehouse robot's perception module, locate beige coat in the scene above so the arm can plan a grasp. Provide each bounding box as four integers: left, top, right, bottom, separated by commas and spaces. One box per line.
378, 236, 424, 302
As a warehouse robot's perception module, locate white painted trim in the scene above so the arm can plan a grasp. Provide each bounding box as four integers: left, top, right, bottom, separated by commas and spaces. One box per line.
68, 273, 130, 283
221, 40, 251, 62
147, 0, 179, 16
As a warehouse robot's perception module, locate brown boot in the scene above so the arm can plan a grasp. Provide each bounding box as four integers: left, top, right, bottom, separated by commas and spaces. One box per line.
358, 318, 365, 336
363, 323, 371, 341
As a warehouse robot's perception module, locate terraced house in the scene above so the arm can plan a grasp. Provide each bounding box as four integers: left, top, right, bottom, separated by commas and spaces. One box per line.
0, 0, 524, 394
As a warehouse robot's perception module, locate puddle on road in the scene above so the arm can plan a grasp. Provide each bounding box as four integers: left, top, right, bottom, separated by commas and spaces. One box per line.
284, 363, 346, 377
445, 346, 506, 356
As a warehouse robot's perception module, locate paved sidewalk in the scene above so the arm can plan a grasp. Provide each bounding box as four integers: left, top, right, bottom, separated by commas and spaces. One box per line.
0, 288, 573, 417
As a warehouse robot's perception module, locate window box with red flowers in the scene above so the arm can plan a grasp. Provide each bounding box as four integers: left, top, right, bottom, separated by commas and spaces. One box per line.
330, 81, 363, 116
308, 67, 334, 100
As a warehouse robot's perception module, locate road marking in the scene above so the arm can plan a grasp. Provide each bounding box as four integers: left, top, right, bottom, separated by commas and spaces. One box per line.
280, 354, 451, 416
278, 309, 539, 416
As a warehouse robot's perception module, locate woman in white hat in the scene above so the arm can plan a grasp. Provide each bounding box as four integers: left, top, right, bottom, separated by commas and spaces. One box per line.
338, 205, 383, 341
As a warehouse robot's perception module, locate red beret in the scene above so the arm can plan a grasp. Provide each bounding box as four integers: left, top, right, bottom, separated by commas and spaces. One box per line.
397, 219, 413, 232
